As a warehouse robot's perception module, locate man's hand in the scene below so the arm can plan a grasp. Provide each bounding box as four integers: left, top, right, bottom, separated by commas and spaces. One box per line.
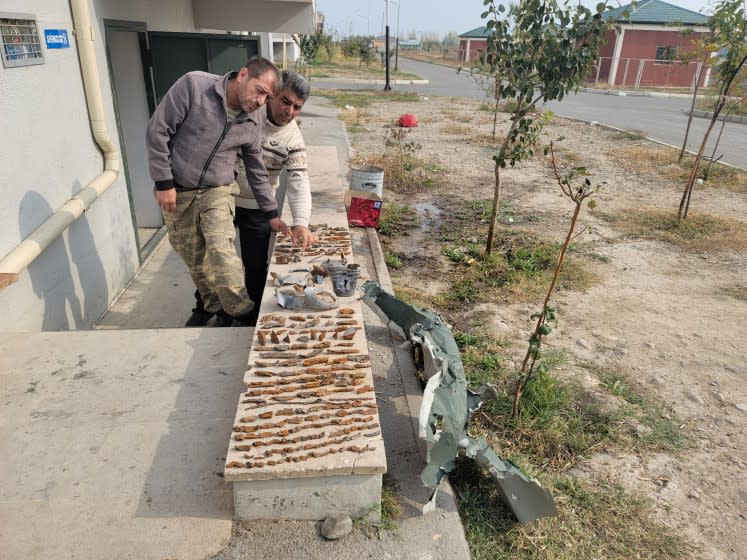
269, 217, 292, 237
156, 188, 177, 213
291, 225, 318, 248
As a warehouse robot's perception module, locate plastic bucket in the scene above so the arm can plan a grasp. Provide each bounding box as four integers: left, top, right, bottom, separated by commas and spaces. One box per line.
349, 165, 384, 197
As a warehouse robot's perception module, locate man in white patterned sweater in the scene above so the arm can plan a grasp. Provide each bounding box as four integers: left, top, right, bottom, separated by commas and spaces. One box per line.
188, 70, 316, 327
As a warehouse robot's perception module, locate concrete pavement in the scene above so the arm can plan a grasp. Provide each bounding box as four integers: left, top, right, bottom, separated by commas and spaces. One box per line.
0, 327, 248, 559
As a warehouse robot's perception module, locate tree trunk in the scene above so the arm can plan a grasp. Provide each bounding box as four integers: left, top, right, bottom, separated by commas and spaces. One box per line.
704, 99, 738, 180
492, 77, 501, 142
679, 54, 747, 220
679, 55, 708, 163
486, 110, 521, 253
485, 162, 502, 255
512, 196, 584, 419
679, 100, 723, 220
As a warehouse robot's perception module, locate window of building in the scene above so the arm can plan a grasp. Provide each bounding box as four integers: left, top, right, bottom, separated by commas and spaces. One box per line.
655, 46, 677, 63
1, 13, 45, 68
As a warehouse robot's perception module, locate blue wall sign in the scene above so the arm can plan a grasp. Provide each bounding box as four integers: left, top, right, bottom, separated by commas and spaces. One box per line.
44, 29, 70, 49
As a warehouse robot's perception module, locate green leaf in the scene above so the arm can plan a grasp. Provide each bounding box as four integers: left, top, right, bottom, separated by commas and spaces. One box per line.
539, 324, 552, 335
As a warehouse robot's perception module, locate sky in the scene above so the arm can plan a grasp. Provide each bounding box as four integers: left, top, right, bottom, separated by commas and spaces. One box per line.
316, 0, 714, 38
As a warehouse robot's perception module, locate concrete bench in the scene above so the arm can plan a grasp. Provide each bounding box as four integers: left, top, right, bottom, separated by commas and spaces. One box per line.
224, 146, 387, 521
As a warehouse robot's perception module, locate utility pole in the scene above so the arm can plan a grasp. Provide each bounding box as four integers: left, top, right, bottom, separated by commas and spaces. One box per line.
384, 0, 391, 91
394, 1, 400, 71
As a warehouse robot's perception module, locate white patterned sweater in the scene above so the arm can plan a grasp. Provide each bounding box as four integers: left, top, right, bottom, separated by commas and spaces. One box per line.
234, 105, 312, 227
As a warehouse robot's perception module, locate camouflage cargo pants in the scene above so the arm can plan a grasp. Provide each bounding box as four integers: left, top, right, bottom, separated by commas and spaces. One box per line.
162, 183, 254, 318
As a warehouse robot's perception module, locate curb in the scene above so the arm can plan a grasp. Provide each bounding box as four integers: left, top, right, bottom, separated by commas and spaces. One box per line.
691, 108, 747, 124
559, 114, 746, 171
578, 86, 693, 99
312, 77, 429, 85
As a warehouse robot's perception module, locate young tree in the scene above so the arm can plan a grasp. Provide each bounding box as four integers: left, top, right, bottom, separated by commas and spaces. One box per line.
421, 31, 441, 51
442, 30, 459, 50
297, 32, 322, 65
479, 0, 614, 254
679, 0, 747, 220
703, 69, 746, 179
677, 37, 718, 162
512, 142, 599, 418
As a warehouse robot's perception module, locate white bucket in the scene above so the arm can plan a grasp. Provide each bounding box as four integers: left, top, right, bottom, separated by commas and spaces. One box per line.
349, 165, 384, 198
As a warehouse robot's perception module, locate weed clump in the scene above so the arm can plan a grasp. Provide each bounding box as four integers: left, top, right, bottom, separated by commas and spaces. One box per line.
377, 202, 420, 238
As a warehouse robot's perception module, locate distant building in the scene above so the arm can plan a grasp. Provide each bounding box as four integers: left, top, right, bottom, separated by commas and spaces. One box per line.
457, 26, 489, 63
398, 39, 421, 50
597, 0, 710, 88
458, 0, 711, 88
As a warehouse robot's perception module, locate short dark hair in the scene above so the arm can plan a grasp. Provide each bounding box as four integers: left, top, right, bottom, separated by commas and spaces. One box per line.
279, 70, 311, 101
244, 56, 280, 90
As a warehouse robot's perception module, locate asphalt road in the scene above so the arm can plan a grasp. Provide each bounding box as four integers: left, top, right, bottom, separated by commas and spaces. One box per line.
317, 57, 746, 169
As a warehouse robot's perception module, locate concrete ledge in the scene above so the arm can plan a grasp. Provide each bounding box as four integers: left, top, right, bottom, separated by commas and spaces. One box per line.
234, 473, 382, 521
224, 146, 386, 520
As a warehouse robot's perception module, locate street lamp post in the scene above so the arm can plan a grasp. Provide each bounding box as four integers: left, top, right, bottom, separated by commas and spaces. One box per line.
394, 0, 401, 71
384, 0, 391, 91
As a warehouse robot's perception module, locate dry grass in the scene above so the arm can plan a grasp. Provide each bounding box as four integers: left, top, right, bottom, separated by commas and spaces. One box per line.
553, 145, 582, 166
610, 145, 683, 177
338, 107, 370, 133
722, 283, 747, 301
350, 151, 447, 194
609, 144, 747, 194
472, 133, 501, 146
392, 285, 439, 310
439, 123, 473, 136
604, 207, 747, 252
609, 129, 647, 140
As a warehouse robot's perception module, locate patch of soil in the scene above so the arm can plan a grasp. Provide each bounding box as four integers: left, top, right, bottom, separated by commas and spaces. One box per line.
346, 96, 747, 559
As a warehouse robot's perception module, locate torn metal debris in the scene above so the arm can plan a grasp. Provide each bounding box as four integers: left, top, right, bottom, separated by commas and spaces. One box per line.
361, 280, 557, 523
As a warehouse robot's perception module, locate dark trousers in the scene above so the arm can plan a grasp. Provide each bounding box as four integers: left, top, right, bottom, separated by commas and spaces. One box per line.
236, 207, 272, 325
194, 206, 271, 326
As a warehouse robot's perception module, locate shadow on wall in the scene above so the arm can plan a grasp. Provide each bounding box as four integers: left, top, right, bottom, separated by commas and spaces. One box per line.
19, 186, 108, 331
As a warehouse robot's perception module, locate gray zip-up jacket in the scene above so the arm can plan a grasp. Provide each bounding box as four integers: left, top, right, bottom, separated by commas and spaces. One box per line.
145, 71, 278, 218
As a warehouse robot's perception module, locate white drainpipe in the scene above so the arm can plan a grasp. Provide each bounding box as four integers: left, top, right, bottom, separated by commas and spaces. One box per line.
0, 0, 120, 282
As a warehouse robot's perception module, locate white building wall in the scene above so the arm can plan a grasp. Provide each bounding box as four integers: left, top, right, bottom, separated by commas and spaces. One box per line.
0, 0, 140, 331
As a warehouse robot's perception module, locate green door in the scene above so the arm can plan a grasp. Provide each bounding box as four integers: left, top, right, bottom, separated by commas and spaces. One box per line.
207, 37, 258, 75
148, 32, 259, 104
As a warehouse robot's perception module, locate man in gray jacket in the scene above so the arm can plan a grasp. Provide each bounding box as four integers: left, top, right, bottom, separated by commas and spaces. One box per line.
146, 56, 290, 326
189, 70, 316, 327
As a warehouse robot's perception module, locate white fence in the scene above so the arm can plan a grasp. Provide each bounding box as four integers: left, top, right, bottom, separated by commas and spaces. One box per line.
588, 56, 709, 92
